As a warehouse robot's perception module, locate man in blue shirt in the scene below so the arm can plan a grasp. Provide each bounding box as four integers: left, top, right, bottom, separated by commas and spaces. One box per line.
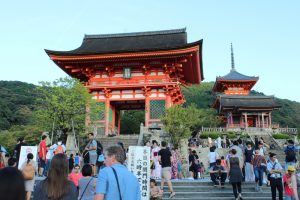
95, 145, 141, 200
267, 152, 283, 200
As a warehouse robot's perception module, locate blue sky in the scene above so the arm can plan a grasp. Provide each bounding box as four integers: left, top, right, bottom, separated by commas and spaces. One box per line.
0, 1, 299, 102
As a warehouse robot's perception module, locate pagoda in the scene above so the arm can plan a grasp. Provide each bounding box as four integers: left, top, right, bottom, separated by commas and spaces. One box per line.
212, 44, 280, 129
45, 28, 203, 135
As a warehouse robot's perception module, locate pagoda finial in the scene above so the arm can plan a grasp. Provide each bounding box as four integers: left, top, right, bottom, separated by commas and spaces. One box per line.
231, 43, 235, 71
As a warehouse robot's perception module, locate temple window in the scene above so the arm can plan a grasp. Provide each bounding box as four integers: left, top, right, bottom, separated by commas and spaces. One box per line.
123, 67, 131, 79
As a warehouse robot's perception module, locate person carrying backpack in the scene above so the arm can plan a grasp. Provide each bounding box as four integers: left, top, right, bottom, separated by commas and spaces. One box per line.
21, 153, 36, 200
284, 140, 297, 171
54, 140, 66, 155
85, 133, 97, 176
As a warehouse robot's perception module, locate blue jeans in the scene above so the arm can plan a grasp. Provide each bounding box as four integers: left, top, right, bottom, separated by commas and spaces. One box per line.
285, 195, 296, 200
254, 166, 264, 186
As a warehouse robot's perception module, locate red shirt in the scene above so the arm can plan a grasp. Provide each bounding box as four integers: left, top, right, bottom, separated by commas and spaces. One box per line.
283, 174, 294, 196
39, 140, 47, 159
68, 172, 83, 187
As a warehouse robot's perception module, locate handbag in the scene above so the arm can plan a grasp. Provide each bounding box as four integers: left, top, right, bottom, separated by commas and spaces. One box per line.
112, 167, 122, 200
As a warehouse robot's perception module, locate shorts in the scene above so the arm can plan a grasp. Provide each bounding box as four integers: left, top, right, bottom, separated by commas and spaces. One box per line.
89, 153, 97, 165
39, 159, 46, 168
162, 167, 171, 181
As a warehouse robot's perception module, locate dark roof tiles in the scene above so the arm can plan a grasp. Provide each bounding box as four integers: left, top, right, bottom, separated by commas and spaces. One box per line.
217, 69, 258, 81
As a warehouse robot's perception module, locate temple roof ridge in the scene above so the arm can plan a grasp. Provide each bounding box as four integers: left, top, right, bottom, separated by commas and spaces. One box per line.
84, 28, 187, 39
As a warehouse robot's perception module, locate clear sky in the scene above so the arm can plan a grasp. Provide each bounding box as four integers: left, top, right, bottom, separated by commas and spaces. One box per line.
0, 1, 299, 102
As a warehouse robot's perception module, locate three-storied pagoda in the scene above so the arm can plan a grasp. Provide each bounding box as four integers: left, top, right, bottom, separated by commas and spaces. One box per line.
212, 44, 280, 129
45, 28, 203, 135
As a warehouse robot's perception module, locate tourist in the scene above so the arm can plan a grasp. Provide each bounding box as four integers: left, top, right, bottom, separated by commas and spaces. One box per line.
217, 136, 222, 148
158, 141, 175, 198
78, 164, 96, 200
208, 136, 212, 147
267, 152, 283, 200
85, 133, 97, 176
244, 142, 255, 182
44, 144, 54, 176
228, 149, 243, 200
38, 135, 47, 177
95, 145, 140, 200
68, 164, 83, 189
284, 139, 297, 171
252, 149, 267, 192
0, 151, 5, 169
13, 137, 27, 165
220, 156, 227, 171
190, 150, 200, 179
0, 167, 26, 200
75, 152, 81, 166
33, 154, 77, 200
208, 146, 218, 169
258, 141, 267, 156
7, 157, 17, 167
151, 140, 161, 179
150, 179, 163, 200
175, 148, 183, 179
69, 154, 74, 172
210, 159, 227, 187
283, 166, 299, 200
171, 149, 179, 179
254, 136, 259, 149
230, 141, 244, 163
53, 139, 66, 154
21, 153, 36, 200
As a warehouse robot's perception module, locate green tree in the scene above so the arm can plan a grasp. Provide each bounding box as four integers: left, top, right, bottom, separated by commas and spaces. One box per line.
34, 77, 102, 142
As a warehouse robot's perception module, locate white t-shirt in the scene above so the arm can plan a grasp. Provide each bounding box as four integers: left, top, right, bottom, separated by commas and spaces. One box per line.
208, 152, 218, 163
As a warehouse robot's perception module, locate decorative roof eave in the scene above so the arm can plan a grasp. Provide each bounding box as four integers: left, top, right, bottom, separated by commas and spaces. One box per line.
212, 79, 258, 92
46, 41, 201, 61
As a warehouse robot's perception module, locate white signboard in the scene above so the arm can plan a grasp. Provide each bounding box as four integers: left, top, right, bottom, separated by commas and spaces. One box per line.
18, 146, 38, 170
127, 146, 150, 200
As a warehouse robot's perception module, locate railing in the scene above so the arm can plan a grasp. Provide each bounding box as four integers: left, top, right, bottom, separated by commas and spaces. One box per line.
201, 126, 298, 134
88, 78, 181, 88
277, 128, 298, 134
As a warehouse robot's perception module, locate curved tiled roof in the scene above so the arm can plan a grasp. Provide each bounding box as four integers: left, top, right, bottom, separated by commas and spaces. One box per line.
217, 69, 258, 81
45, 28, 200, 56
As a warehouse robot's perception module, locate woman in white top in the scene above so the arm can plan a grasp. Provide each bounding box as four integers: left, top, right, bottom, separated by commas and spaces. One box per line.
208, 146, 219, 169
151, 140, 162, 179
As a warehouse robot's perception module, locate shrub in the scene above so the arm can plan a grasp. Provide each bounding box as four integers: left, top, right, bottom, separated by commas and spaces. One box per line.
273, 133, 290, 139
200, 132, 222, 139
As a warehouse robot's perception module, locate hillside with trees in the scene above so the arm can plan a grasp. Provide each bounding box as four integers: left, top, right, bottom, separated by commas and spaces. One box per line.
1, 80, 300, 151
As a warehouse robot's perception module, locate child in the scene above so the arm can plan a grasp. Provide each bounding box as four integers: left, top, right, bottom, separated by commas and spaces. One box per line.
74, 153, 81, 166
150, 179, 163, 200
199, 162, 205, 179
68, 164, 83, 189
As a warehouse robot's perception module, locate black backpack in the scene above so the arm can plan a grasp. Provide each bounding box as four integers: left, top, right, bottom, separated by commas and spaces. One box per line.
286, 146, 296, 162
95, 140, 103, 156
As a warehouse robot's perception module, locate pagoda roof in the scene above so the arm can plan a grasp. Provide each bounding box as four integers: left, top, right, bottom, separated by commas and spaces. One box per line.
216, 69, 259, 81
45, 28, 199, 55
214, 95, 281, 112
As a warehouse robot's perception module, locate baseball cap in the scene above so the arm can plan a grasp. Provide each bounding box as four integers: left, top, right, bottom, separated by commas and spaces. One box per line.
287, 166, 296, 171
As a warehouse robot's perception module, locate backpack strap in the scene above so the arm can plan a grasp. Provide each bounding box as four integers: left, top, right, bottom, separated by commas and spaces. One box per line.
79, 177, 93, 200
112, 167, 122, 200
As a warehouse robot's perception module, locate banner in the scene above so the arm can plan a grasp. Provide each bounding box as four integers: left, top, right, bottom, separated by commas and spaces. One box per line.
127, 146, 150, 200
18, 146, 38, 170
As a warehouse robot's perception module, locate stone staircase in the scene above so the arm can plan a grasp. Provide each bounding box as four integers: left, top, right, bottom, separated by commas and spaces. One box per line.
159, 180, 280, 200
96, 134, 140, 150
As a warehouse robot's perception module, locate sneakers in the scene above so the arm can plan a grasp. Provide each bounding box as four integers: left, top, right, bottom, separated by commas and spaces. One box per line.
169, 192, 176, 199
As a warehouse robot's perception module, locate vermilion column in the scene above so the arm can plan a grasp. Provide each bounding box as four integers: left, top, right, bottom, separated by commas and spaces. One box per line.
105, 98, 110, 135
165, 94, 172, 108
145, 97, 150, 127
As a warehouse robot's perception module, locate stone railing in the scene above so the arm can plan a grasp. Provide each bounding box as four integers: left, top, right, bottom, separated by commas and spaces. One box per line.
277, 128, 298, 135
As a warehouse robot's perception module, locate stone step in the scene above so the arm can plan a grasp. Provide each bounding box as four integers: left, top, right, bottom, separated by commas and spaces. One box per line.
162, 191, 273, 197
162, 185, 270, 192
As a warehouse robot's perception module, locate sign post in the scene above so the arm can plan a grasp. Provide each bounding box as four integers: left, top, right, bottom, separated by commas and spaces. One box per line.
18, 146, 38, 170
127, 146, 150, 200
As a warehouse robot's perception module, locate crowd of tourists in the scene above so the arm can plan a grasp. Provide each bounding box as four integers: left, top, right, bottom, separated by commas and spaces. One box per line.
1, 133, 300, 200
0, 133, 141, 200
